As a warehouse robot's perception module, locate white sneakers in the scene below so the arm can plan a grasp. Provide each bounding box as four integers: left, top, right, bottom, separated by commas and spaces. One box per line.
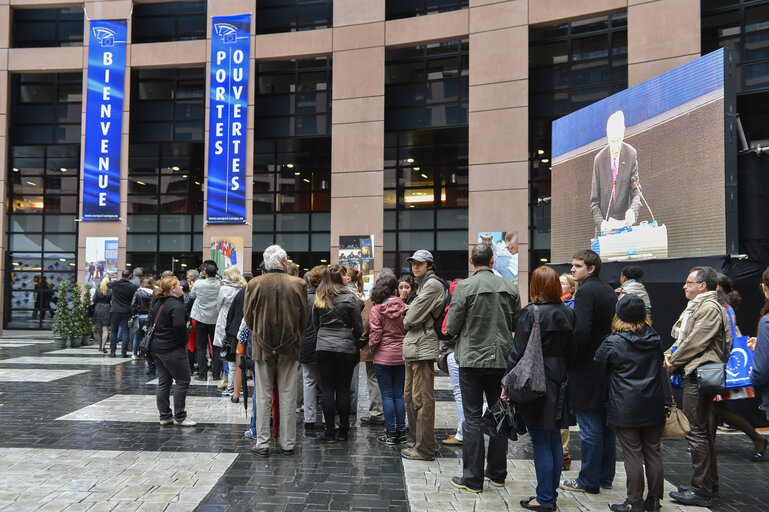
173, 418, 197, 427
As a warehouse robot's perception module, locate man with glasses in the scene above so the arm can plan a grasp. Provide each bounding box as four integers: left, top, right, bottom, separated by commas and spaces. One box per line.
665, 266, 731, 508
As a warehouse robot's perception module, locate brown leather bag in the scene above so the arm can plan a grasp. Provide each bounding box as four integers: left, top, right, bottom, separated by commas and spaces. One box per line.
661, 381, 690, 439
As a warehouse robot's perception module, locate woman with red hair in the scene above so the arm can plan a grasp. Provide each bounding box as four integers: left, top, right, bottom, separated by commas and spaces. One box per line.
504, 266, 576, 512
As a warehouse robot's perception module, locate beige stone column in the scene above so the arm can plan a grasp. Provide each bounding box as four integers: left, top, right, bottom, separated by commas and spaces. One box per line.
330, 1, 385, 270
202, 1, 255, 272
628, 0, 700, 86
468, 0, 529, 302
77, 1, 131, 282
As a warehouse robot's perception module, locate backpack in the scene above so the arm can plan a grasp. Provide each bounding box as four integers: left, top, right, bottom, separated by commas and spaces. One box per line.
419, 275, 452, 341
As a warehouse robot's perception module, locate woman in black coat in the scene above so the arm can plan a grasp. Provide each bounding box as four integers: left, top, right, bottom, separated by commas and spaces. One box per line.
148, 276, 196, 427
505, 266, 576, 512
594, 294, 665, 512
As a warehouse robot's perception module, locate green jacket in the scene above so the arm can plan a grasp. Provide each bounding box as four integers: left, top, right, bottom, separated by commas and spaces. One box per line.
402, 270, 445, 362
446, 268, 521, 369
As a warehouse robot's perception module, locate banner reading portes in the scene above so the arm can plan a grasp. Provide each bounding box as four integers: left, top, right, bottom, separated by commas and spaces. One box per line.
82, 20, 127, 221
207, 13, 250, 224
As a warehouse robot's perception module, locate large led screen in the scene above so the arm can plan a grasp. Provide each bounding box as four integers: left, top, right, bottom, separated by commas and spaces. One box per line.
551, 49, 731, 262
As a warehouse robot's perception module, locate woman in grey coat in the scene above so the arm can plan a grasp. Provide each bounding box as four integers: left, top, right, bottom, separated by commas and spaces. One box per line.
190, 261, 221, 380
213, 265, 246, 396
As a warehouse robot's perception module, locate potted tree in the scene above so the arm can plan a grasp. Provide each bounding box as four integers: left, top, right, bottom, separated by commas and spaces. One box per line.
51, 281, 71, 348
69, 283, 86, 347
81, 284, 95, 346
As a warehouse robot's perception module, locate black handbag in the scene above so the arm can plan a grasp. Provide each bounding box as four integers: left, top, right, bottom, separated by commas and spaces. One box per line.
138, 305, 165, 363
501, 305, 547, 403
696, 302, 728, 395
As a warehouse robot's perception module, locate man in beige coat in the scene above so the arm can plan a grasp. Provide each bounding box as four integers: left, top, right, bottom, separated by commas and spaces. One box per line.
244, 245, 308, 458
665, 266, 731, 508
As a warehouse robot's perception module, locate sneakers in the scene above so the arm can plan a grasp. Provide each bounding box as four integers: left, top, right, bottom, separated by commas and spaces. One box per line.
217, 375, 228, 389
484, 476, 505, 488
221, 390, 233, 397
360, 416, 385, 426
131, 354, 138, 360
159, 418, 174, 426
450, 476, 482, 493
441, 434, 463, 446
244, 429, 257, 440
401, 447, 435, 461
378, 431, 398, 445
396, 431, 408, 444
173, 418, 197, 427
560, 479, 599, 494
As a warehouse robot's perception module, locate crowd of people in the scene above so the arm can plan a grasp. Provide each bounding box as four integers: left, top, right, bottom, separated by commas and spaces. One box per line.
88, 243, 769, 512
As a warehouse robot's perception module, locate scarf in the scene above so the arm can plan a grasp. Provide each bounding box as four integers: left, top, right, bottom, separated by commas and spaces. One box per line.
670, 290, 717, 346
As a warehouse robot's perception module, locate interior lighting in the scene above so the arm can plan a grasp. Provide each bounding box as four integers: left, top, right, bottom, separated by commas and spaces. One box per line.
541, 159, 549, 163
194, 181, 201, 185
406, 158, 414, 163
26, 181, 37, 186
68, 263, 76, 266
12, 168, 18, 172
537, 149, 544, 155
320, 259, 327, 263
59, 258, 66, 262
181, 263, 188, 268
294, 172, 301, 176
287, 164, 294, 168
136, 181, 146, 186
420, 174, 428, 179
303, 178, 310, 183
540, 258, 548, 262
172, 166, 180, 171
60, 168, 67, 172
182, 175, 188, 178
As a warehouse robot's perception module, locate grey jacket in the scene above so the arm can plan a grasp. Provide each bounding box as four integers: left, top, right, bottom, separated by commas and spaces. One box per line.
213, 280, 244, 347
189, 275, 222, 325
313, 289, 364, 355
402, 270, 445, 362
618, 279, 652, 321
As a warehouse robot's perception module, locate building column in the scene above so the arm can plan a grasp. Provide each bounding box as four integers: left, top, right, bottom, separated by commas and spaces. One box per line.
468, 0, 529, 301
628, 0, 700, 86
202, 1, 255, 272
78, 1, 131, 281
0, 4, 8, 333
329, 1, 385, 270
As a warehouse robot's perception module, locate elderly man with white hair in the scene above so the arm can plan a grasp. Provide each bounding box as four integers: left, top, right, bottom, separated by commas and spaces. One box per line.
244, 245, 308, 457
590, 109, 642, 237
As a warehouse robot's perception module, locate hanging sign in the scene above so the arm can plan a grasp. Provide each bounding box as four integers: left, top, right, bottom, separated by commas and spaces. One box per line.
206, 13, 250, 224
82, 20, 127, 221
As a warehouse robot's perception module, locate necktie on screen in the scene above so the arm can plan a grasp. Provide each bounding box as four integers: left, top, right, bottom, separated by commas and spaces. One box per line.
611, 158, 618, 200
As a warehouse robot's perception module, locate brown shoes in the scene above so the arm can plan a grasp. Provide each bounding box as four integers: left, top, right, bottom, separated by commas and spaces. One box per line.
442, 435, 463, 446
401, 447, 435, 461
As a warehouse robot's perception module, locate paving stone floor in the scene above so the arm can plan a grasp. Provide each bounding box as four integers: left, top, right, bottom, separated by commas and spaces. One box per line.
0, 329, 768, 511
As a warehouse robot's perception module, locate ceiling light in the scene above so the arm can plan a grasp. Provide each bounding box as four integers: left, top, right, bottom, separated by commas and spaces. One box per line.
59, 258, 66, 262
303, 178, 310, 183
68, 263, 76, 266
537, 149, 544, 155
182, 174, 188, 178
294, 172, 301, 176
320, 259, 327, 263
420, 174, 428, 179
136, 181, 146, 186
540, 258, 548, 262
12, 168, 18, 172
181, 263, 188, 267
172, 166, 180, 171
60, 168, 67, 172
413, 167, 420, 171
194, 181, 201, 185
26, 181, 36, 186
541, 159, 549, 163
406, 158, 414, 163
287, 163, 294, 168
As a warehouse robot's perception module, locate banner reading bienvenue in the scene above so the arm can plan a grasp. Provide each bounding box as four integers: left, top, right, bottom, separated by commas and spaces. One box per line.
82, 20, 127, 221
206, 13, 250, 224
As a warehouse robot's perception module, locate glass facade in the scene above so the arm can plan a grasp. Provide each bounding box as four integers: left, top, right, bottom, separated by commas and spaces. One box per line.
253, 58, 332, 271
528, 13, 628, 264
11, 7, 83, 48
6, 73, 82, 328
386, 0, 468, 21
384, 41, 469, 279
127, 68, 205, 274
256, 0, 333, 35
132, 1, 206, 44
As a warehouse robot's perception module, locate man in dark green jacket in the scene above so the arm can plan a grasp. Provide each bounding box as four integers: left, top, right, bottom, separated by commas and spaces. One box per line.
445, 244, 520, 492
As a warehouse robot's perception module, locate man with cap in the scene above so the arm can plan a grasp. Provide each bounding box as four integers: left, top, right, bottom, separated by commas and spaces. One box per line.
594, 294, 665, 512
401, 249, 446, 460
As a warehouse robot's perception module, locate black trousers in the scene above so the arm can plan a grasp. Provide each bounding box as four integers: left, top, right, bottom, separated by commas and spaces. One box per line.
317, 350, 358, 435
195, 322, 218, 379
154, 346, 191, 421
109, 312, 130, 356
682, 374, 718, 496
459, 367, 508, 489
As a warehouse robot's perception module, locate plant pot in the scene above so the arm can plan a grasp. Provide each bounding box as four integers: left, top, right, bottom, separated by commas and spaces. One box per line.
69, 335, 82, 348
80, 334, 91, 346
53, 336, 67, 349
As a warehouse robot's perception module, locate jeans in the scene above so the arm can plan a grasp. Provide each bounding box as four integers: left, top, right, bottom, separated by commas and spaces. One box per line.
302, 363, 322, 423
374, 363, 406, 433
528, 427, 563, 508
682, 374, 718, 495
250, 372, 257, 435
317, 351, 358, 436
459, 367, 508, 489
195, 322, 217, 379
110, 312, 130, 356
447, 352, 464, 441
153, 346, 191, 421
575, 407, 616, 492
131, 315, 147, 356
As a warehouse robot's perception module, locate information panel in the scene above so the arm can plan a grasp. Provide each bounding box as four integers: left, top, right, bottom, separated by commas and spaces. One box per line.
82, 20, 127, 222
207, 13, 250, 224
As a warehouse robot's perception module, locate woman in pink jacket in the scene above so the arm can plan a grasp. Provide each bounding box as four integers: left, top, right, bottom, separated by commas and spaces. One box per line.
369, 275, 408, 444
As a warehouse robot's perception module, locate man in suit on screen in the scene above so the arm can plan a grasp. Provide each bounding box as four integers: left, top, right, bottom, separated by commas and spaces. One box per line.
590, 109, 642, 237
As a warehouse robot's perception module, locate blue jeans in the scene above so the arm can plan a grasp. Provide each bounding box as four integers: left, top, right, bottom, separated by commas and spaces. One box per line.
110, 312, 130, 355
131, 315, 147, 356
575, 408, 616, 491
447, 352, 464, 440
529, 428, 563, 508
250, 372, 257, 435
374, 363, 406, 433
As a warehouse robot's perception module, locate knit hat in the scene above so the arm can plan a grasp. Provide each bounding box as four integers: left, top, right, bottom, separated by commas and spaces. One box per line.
616, 294, 646, 323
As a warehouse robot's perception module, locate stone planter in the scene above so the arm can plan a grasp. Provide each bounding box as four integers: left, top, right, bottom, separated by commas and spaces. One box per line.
53, 336, 67, 349
69, 335, 82, 348
80, 334, 91, 347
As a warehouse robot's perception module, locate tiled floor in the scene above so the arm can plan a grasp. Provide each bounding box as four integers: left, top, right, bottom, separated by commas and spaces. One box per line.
1, 329, 768, 511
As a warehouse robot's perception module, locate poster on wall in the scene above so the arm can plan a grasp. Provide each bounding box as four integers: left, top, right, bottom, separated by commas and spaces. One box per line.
339, 235, 375, 297
210, 236, 244, 276
206, 13, 251, 224
477, 232, 519, 282
85, 237, 119, 287
82, 19, 127, 221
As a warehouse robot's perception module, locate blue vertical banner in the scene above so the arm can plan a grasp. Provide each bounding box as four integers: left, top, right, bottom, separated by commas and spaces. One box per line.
82, 20, 126, 222
207, 13, 250, 224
